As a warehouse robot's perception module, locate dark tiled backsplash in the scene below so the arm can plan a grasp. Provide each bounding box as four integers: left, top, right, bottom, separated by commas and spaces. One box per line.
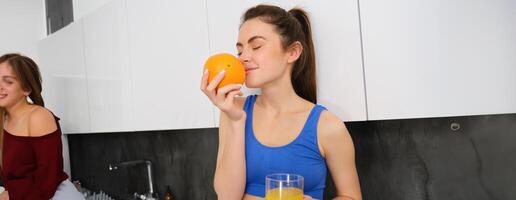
68, 129, 218, 200
68, 114, 516, 200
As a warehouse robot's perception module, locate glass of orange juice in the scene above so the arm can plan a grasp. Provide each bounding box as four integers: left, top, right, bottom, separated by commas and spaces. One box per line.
265, 173, 304, 200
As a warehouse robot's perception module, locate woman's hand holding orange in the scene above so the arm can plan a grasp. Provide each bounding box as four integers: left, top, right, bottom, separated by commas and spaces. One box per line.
201, 69, 245, 121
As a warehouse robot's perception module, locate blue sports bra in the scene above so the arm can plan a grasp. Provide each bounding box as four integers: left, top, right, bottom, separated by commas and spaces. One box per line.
244, 95, 327, 199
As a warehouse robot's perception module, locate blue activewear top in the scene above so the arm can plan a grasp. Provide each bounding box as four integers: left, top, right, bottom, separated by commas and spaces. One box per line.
244, 95, 327, 199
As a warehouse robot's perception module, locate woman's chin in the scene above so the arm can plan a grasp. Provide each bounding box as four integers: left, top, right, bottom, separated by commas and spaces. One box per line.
0, 99, 14, 108
244, 79, 263, 89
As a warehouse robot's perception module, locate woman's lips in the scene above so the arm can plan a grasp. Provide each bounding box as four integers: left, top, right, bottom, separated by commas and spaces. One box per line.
245, 68, 258, 74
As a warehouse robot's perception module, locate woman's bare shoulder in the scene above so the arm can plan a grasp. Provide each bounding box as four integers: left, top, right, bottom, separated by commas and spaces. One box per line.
28, 106, 57, 136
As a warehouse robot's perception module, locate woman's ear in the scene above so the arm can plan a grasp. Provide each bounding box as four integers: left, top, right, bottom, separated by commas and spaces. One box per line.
23, 89, 31, 96
287, 41, 303, 64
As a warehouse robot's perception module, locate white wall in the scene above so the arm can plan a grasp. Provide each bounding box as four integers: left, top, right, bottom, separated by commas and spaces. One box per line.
0, 0, 46, 58
72, 0, 113, 20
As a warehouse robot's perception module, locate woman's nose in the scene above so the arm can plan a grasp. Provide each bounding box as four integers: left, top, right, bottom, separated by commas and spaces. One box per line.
239, 51, 250, 63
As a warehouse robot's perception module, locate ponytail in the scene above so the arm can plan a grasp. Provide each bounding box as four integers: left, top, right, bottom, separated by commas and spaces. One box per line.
288, 8, 316, 104
243, 5, 317, 103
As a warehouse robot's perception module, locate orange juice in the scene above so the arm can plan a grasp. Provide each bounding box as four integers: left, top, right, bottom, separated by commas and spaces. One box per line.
265, 187, 303, 200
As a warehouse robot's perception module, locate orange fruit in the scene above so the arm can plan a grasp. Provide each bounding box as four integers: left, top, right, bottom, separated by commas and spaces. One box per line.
204, 53, 245, 89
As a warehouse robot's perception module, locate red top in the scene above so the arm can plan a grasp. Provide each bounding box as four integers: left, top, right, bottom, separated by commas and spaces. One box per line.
1, 115, 68, 200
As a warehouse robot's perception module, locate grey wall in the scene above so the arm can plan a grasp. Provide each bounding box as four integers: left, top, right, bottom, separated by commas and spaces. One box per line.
68, 113, 516, 200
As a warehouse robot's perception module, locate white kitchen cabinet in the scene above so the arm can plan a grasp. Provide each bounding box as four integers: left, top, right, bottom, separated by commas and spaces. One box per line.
126, 0, 215, 131
207, 0, 293, 54
360, 0, 516, 120
72, 0, 114, 20
82, 0, 133, 132
207, 0, 367, 123
37, 0, 515, 133
292, 0, 367, 122
38, 21, 91, 133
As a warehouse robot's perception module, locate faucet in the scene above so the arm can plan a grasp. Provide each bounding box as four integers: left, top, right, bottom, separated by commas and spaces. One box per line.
108, 160, 157, 200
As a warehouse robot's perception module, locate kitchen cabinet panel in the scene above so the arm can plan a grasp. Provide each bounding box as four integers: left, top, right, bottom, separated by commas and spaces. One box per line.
293, 0, 367, 121
127, 0, 215, 130
38, 21, 91, 133
83, 0, 134, 132
360, 0, 516, 120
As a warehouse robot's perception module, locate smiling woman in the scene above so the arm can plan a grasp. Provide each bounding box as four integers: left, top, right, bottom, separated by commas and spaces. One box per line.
201, 4, 362, 200
0, 53, 84, 200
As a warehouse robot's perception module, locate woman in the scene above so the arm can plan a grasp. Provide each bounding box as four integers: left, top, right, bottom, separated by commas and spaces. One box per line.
0, 53, 84, 200
201, 5, 362, 200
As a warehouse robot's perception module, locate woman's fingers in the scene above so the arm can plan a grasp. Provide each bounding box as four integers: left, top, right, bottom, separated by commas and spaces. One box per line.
225, 89, 243, 105
202, 70, 226, 103
200, 69, 243, 113
217, 84, 242, 97
215, 84, 241, 104
206, 70, 225, 92
200, 69, 209, 91
201, 69, 217, 102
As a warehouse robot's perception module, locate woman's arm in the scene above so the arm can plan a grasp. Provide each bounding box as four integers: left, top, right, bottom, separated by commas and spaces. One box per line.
318, 111, 362, 200
214, 110, 247, 200
201, 70, 247, 199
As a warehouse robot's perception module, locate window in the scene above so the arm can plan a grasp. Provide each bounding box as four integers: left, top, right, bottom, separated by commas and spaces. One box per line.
45, 0, 73, 34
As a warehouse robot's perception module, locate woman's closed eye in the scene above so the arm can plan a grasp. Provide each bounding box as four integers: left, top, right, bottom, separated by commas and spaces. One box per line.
237, 46, 261, 56
2, 78, 14, 85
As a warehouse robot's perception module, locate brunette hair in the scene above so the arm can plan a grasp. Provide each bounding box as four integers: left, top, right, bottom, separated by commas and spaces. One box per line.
242, 5, 317, 103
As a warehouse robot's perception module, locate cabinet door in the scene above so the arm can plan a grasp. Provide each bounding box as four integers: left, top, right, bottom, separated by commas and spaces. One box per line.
360, 0, 516, 120
38, 21, 91, 133
127, 0, 215, 131
293, 0, 367, 121
207, 0, 293, 54
82, 0, 133, 132
208, 0, 368, 123
72, 0, 113, 20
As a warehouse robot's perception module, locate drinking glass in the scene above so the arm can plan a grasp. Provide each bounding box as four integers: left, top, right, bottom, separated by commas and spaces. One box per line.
265, 173, 304, 200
